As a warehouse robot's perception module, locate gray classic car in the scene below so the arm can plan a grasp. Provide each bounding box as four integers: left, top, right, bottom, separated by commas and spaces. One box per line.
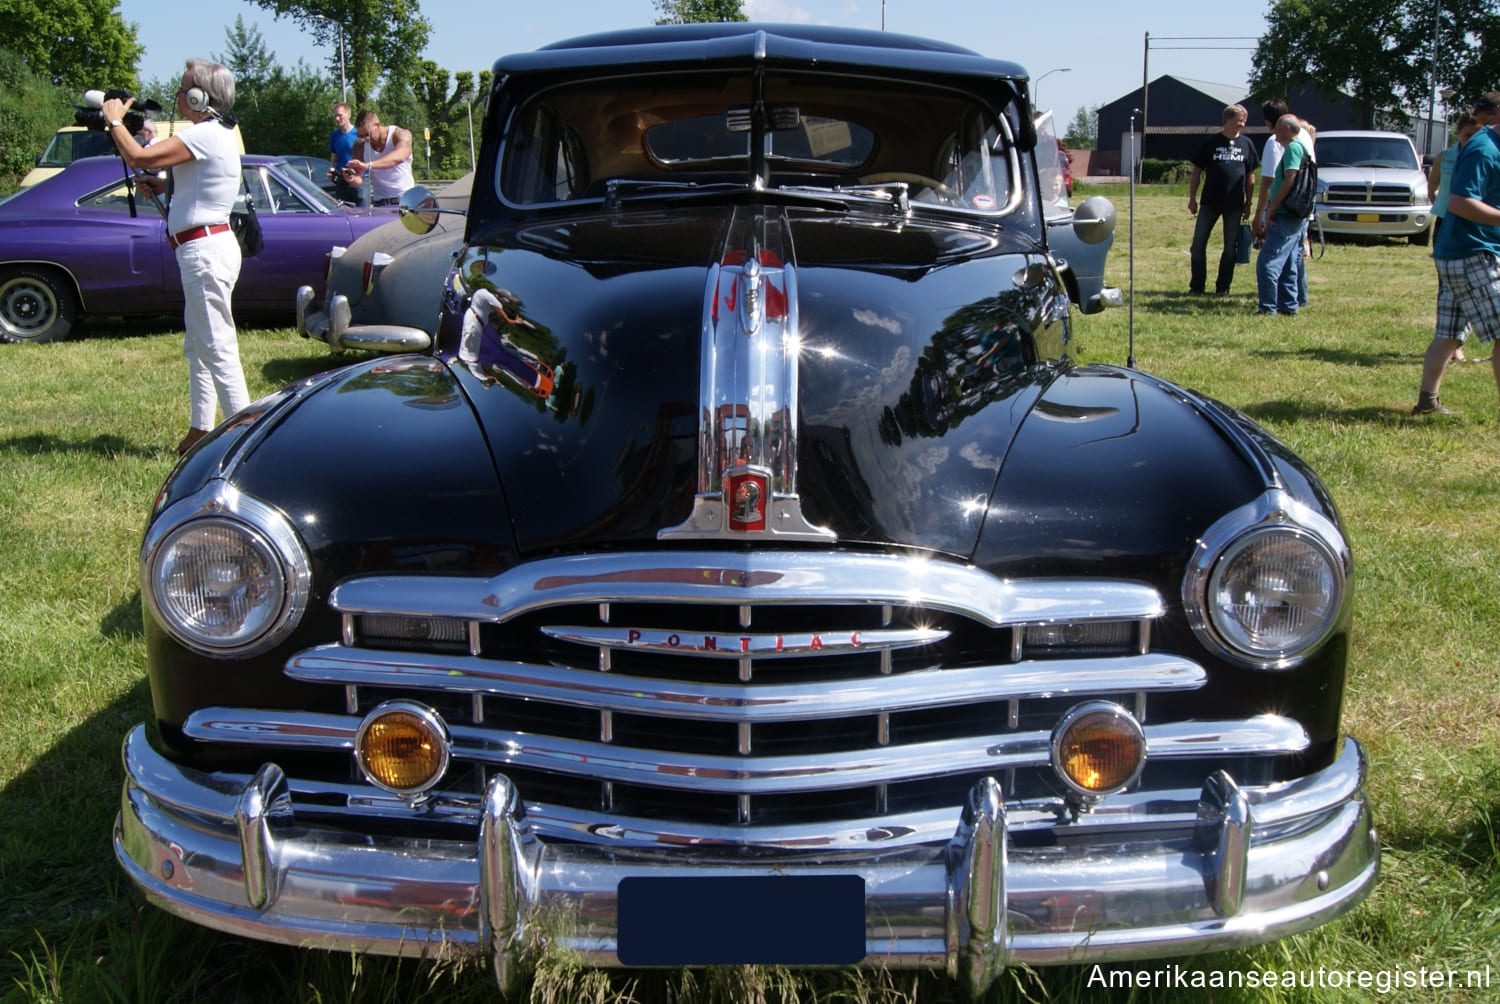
116, 23, 1373, 996
295, 173, 474, 353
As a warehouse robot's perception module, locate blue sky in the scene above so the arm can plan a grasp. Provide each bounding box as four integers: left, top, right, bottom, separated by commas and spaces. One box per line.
114, 0, 1271, 132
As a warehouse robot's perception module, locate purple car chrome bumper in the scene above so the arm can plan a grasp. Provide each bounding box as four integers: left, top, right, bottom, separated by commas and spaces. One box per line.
115, 726, 1376, 994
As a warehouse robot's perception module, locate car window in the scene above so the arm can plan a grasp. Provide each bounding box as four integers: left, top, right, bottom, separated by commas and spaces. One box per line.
272, 164, 343, 210
79, 179, 168, 217
645, 113, 876, 168
263, 172, 313, 213
39, 130, 117, 168
1316, 137, 1419, 170
499, 69, 1018, 215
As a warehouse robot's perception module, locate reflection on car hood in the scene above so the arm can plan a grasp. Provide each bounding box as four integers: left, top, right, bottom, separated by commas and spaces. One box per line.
429, 204, 1256, 560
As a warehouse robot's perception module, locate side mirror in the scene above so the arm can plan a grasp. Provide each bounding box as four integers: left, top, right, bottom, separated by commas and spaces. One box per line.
396, 186, 467, 235
398, 187, 439, 235
1071, 195, 1116, 245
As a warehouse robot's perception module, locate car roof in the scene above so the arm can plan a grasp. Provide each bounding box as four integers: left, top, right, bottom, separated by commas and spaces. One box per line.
496, 22, 1027, 83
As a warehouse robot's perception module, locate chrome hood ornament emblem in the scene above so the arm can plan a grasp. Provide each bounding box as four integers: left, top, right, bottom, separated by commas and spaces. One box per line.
660, 208, 835, 542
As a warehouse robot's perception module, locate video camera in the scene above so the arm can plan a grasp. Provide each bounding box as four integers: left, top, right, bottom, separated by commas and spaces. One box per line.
74, 89, 162, 135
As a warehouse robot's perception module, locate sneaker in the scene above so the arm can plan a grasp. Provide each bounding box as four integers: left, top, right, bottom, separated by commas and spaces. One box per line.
1411, 397, 1456, 416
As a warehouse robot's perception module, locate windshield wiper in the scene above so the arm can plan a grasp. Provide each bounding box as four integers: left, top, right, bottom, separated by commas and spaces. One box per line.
777, 181, 914, 214
602, 178, 742, 209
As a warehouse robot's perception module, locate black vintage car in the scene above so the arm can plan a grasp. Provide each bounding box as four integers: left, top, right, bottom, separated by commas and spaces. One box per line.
116, 23, 1375, 994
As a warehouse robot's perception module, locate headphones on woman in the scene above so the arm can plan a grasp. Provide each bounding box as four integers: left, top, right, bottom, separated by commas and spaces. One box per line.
183, 85, 213, 114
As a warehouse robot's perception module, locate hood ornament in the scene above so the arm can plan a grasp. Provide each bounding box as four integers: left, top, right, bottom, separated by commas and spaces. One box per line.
660, 209, 835, 542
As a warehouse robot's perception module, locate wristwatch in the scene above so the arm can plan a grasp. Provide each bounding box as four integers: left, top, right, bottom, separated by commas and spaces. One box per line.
108, 120, 123, 129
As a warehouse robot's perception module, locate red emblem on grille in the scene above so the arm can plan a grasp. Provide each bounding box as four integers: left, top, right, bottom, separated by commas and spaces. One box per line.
725, 469, 768, 532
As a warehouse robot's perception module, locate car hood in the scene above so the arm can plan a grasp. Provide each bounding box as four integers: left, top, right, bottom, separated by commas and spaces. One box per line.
426, 203, 1259, 561
1317, 165, 1423, 188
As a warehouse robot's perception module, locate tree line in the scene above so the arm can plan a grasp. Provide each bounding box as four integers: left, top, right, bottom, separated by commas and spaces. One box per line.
13, 0, 1484, 194
0, 0, 751, 194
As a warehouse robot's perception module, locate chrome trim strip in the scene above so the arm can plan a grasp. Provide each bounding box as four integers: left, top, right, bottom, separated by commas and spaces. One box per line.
285, 646, 1205, 722
328, 553, 1167, 629
661, 208, 834, 542
538, 624, 948, 658
165, 736, 1364, 850
182, 709, 1308, 793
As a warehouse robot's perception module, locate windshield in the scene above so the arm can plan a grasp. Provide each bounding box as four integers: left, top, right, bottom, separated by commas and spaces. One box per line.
500, 69, 1019, 215
38, 129, 117, 168
1033, 111, 1071, 220
266, 162, 342, 211
1316, 136, 1419, 170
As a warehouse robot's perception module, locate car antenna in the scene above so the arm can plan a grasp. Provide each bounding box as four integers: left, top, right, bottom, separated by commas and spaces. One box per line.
1127, 109, 1139, 369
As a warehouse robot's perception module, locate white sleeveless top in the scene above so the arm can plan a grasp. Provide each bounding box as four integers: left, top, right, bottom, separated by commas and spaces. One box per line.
363, 126, 414, 200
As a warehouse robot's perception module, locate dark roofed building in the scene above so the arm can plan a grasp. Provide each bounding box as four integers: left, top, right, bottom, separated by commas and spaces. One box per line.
1094, 76, 1444, 175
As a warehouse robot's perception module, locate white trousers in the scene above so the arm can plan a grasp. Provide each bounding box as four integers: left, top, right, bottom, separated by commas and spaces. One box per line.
176, 231, 249, 430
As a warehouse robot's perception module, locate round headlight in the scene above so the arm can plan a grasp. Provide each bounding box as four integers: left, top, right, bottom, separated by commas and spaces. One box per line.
147, 506, 307, 656
1207, 528, 1341, 664
355, 702, 450, 795
1184, 494, 1349, 671
1051, 701, 1146, 798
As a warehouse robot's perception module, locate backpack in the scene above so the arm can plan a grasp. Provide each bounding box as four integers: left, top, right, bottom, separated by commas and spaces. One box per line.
1280, 148, 1318, 219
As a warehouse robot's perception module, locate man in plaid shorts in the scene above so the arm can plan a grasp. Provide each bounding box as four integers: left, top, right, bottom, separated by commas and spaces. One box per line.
1413, 93, 1500, 415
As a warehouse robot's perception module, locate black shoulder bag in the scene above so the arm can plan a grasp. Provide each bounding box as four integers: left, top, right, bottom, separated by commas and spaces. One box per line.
231, 195, 264, 258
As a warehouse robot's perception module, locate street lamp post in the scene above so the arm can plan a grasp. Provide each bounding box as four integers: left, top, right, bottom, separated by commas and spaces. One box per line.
460, 90, 476, 173
1033, 67, 1071, 111
313, 14, 347, 103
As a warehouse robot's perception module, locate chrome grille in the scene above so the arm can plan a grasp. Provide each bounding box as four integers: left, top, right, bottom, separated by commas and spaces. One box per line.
1324, 182, 1415, 207
183, 552, 1312, 844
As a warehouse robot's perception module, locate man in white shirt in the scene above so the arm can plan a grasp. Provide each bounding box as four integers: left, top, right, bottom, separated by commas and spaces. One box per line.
347, 110, 415, 207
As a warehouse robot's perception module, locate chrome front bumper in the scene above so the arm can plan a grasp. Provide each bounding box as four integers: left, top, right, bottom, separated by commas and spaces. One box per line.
116, 727, 1376, 994
295, 285, 432, 355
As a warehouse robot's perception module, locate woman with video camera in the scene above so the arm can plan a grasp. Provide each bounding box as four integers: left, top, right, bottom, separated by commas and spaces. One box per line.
103, 59, 248, 457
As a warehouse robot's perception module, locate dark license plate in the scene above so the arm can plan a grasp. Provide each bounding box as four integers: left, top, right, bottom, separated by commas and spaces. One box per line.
616, 874, 866, 966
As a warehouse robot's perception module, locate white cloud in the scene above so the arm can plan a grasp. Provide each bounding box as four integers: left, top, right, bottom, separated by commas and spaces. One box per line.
851, 307, 902, 335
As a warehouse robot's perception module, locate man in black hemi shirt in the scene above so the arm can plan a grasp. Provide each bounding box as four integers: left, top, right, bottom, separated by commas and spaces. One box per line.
1186, 103, 1259, 295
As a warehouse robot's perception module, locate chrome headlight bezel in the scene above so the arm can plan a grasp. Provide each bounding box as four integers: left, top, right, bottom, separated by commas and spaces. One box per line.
141, 484, 310, 658
1183, 492, 1349, 671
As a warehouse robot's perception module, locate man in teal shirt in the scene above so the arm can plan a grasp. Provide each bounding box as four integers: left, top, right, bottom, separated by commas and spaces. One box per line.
1413, 93, 1500, 414
1254, 115, 1310, 315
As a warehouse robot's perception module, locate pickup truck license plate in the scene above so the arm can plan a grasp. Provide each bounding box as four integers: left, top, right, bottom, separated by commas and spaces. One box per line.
617, 874, 866, 965
1356, 213, 1380, 222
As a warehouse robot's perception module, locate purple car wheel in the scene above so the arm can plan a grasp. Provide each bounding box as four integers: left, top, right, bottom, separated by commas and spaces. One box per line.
0, 267, 76, 344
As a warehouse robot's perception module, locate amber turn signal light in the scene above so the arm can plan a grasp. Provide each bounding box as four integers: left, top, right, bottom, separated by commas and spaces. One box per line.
355, 701, 450, 795
1051, 701, 1147, 799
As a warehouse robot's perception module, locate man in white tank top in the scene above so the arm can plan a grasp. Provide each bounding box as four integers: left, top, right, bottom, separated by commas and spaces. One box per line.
348, 110, 415, 206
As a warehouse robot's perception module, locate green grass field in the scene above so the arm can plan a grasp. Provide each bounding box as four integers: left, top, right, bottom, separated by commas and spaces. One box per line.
2, 188, 1498, 1002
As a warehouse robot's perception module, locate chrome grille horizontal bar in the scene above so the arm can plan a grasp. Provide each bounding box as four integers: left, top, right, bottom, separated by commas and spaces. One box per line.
539, 624, 948, 658
327, 553, 1166, 628
170, 736, 1358, 850
286, 646, 1205, 722
182, 710, 1308, 794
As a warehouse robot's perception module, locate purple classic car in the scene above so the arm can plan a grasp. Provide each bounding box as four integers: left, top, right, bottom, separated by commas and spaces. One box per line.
0, 154, 393, 343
